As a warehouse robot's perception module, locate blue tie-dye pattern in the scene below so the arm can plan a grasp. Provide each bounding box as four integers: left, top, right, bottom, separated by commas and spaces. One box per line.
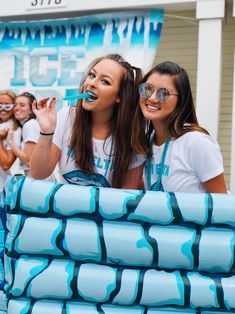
181, 231, 196, 270
90, 187, 97, 213
3, 177, 235, 313
14, 217, 63, 256
62, 218, 101, 262
211, 194, 235, 227
174, 192, 207, 225
113, 269, 140, 305
27, 260, 74, 299
17, 301, 30, 314
128, 192, 174, 225
229, 231, 235, 272
5, 215, 21, 254
48, 220, 63, 255
188, 272, 219, 309
99, 189, 140, 219
140, 270, 184, 306
20, 179, 56, 214
137, 227, 153, 263
209, 283, 219, 308
222, 276, 235, 310
53, 185, 96, 216
77, 264, 116, 303
4, 176, 23, 209
10, 258, 48, 297
65, 262, 75, 299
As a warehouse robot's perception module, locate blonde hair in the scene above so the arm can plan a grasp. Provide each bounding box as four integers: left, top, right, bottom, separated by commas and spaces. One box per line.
0, 90, 18, 130
0, 90, 16, 103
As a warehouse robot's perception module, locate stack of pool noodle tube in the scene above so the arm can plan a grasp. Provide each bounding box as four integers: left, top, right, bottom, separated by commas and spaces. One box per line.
0, 175, 234, 313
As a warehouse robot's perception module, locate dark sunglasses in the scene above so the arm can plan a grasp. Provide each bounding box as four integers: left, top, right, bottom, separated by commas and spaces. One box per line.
0, 104, 15, 111
139, 82, 178, 103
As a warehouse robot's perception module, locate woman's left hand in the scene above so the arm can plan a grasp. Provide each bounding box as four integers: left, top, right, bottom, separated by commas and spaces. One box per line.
6, 129, 14, 144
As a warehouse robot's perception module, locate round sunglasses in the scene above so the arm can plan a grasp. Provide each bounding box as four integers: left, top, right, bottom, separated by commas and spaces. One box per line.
0, 104, 15, 111
139, 82, 178, 103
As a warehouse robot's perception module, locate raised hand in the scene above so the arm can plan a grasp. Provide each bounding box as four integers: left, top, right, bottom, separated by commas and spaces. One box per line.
6, 128, 14, 144
32, 97, 57, 133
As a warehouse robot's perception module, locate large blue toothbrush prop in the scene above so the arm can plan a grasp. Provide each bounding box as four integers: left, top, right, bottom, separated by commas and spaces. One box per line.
0, 176, 235, 313
63, 90, 97, 106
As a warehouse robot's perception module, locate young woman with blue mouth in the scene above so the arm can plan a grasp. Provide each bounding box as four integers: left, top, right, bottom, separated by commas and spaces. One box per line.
30, 54, 145, 188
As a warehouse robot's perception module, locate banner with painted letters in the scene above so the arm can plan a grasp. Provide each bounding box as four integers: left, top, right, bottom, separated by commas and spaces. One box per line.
0, 10, 164, 109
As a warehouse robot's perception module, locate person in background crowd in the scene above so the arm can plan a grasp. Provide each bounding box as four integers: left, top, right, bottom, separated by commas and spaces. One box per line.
132, 61, 227, 193
0, 90, 21, 196
7, 92, 39, 176
30, 53, 145, 188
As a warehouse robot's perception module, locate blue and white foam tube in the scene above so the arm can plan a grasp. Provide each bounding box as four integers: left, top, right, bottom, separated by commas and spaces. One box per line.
4, 255, 235, 310
2, 176, 235, 313
7, 298, 235, 314
0, 196, 6, 313
5, 214, 235, 273
5, 176, 235, 227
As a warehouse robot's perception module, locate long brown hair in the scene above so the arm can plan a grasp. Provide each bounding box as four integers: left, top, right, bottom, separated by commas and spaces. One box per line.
69, 54, 143, 188
132, 61, 209, 155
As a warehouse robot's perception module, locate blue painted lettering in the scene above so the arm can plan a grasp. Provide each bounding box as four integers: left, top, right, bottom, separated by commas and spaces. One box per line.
10, 49, 27, 86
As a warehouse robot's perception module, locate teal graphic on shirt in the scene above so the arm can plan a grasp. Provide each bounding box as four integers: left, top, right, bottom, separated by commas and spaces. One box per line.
63, 145, 112, 187
148, 163, 169, 191
149, 163, 169, 176
63, 170, 111, 187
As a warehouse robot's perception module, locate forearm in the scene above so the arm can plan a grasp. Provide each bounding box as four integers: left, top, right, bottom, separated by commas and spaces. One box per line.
29, 135, 57, 179
30, 96, 59, 179
203, 173, 227, 193
8, 140, 30, 167
0, 140, 16, 171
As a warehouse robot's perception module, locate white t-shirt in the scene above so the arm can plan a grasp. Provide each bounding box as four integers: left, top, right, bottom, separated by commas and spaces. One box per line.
53, 107, 145, 187
0, 119, 21, 192
144, 131, 224, 193
19, 119, 40, 172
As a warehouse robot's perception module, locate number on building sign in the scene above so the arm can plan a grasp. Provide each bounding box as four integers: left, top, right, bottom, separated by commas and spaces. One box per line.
27, 0, 67, 10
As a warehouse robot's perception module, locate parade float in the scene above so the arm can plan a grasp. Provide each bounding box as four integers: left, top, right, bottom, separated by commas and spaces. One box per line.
0, 176, 235, 313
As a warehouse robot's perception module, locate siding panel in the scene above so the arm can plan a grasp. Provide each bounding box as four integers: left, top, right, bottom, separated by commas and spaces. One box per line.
153, 6, 234, 188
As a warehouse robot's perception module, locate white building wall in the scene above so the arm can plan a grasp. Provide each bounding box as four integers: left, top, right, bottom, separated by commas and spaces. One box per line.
154, 11, 198, 100
230, 0, 235, 192
196, 18, 223, 139
0, 0, 196, 19
154, 3, 234, 189
220, 5, 235, 191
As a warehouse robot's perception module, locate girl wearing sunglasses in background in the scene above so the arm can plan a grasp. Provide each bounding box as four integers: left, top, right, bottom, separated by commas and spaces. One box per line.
132, 61, 227, 193
0, 90, 21, 195
7, 92, 39, 176
30, 54, 145, 188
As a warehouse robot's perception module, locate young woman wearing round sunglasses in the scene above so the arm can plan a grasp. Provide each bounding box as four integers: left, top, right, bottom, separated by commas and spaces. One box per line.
7, 92, 39, 176
30, 54, 145, 188
0, 90, 21, 195
132, 61, 227, 193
